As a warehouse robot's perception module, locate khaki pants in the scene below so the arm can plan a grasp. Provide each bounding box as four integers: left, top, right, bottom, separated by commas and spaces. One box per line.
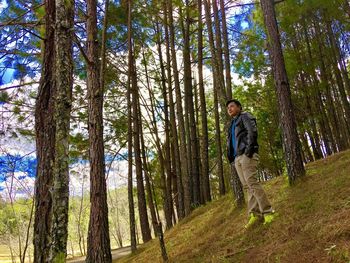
235, 153, 273, 217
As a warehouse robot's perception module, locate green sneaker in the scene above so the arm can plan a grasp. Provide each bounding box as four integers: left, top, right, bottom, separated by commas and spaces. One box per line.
244, 214, 264, 229
263, 212, 276, 225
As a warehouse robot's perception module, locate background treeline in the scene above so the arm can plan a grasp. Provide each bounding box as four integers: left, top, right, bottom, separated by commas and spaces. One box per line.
0, 0, 349, 261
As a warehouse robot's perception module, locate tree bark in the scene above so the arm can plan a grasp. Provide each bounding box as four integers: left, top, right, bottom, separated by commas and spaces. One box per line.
139, 107, 158, 237
33, 0, 56, 261
155, 21, 174, 229
260, 0, 305, 184
85, 0, 112, 260
197, 0, 211, 203
163, 3, 185, 218
128, 0, 152, 242
203, 0, 226, 195
50, 0, 74, 260
181, 1, 201, 207
219, 0, 233, 99
167, 0, 191, 216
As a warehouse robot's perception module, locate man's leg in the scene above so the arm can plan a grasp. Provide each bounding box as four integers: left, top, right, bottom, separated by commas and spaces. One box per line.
241, 154, 273, 215
235, 156, 260, 216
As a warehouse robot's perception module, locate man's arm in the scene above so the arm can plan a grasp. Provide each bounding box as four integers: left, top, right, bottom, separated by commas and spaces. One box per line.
242, 113, 258, 158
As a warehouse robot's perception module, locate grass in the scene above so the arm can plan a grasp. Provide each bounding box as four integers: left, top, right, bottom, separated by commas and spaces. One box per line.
115, 150, 350, 263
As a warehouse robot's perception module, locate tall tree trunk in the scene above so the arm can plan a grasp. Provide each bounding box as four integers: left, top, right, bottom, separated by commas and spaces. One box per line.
139, 107, 158, 237
193, 76, 204, 204
167, 0, 191, 216
212, 0, 225, 95
126, 0, 136, 253
197, 0, 211, 203
127, 53, 137, 252
203, 0, 227, 105
50, 0, 74, 260
128, 1, 152, 243
219, 0, 232, 99
260, 0, 305, 184
213, 73, 226, 195
326, 22, 350, 143
290, 35, 323, 159
155, 21, 173, 229
85, 0, 112, 260
141, 45, 170, 230
313, 20, 339, 153
163, 3, 185, 219
33, 0, 56, 261
301, 21, 334, 156
181, 2, 201, 207
203, 0, 226, 196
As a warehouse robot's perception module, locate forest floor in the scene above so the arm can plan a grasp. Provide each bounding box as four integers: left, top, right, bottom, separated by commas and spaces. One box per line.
115, 150, 350, 263
67, 246, 131, 262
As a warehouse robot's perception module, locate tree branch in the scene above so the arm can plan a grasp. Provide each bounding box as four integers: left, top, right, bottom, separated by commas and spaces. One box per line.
0, 82, 39, 92
73, 33, 92, 65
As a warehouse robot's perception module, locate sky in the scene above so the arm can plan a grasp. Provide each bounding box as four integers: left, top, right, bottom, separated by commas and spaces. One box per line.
1, 68, 14, 85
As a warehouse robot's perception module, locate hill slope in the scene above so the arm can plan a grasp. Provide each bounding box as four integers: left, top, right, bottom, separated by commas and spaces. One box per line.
116, 150, 350, 263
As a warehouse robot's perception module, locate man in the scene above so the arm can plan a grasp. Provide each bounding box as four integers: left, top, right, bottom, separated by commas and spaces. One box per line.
226, 99, 274, 228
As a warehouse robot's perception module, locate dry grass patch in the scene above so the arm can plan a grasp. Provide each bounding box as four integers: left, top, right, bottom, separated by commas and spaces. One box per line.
116, 150, 350, 263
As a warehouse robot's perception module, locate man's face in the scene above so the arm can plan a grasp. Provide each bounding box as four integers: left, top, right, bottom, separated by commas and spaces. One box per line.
227, 102, 241, 117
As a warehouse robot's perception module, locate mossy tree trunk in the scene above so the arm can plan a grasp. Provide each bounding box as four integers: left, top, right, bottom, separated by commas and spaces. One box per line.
33, 0, 56, 261
50, 0, 74, 260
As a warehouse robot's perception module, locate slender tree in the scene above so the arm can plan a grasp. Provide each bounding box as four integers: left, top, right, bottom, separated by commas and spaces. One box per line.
167, 0, 191, 216
219, 0, 233, 99
33, 0, 56, 261
155, 21, 174, 228
128, 0, 152, 242
50, 0, 74, 260
197, 0, 211, 203
260, 0, 305, 183
203, 0, 226, 196
180, 1, 201, 206
163, 2, 185, 218
85, 0, 112, 260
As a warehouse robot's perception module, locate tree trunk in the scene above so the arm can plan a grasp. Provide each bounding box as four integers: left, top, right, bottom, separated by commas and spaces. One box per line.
85, 0, 112, 260
230, 164, 244, 208
203, 0, 226, 196
326, 22, 350, 143
163, 3, 185, 218
50, 0, 74, 260
155, 21, 173, 229
33, 0, 56, 261
181, 2, 201, 207
197, 0, 211, 203
141, 45, 170, 230
219, 0, 233, 99
167, 0, 191, 216
313, 20, 339, 153
212, 0, 225, 95
127, 1, 137, 253
139, 107, 158, 237
127, 51, 137, 252
203, 0, 227, 105
260, 0, 305, 184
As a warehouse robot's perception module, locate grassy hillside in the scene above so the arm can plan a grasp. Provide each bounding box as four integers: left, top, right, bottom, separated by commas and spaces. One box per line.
116, 150, 350, 263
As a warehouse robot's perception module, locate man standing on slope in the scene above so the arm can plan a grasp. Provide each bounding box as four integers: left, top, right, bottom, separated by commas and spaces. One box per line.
226, 99, 275, 228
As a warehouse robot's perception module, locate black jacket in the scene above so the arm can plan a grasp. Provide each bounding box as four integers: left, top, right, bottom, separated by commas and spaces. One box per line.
227, 112, 259, 163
